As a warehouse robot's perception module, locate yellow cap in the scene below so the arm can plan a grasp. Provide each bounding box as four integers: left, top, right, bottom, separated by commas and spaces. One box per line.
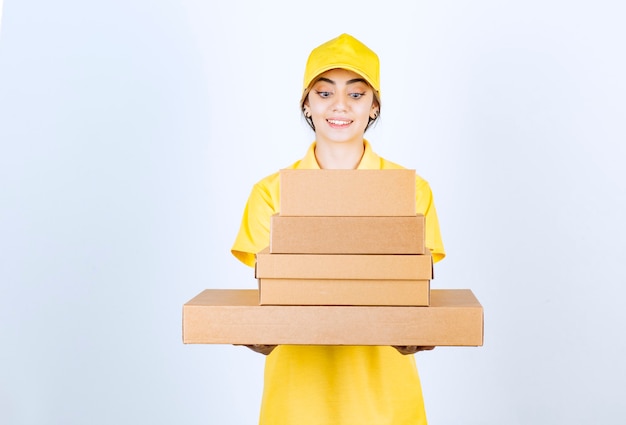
300, 33, 380, 106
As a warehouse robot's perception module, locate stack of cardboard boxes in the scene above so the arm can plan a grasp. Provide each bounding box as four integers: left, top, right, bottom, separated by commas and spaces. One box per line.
183, 170, 483, 347
257, 169, 432, 307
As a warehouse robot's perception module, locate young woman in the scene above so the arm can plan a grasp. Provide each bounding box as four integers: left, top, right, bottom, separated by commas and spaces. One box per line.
231, 33, 445, 425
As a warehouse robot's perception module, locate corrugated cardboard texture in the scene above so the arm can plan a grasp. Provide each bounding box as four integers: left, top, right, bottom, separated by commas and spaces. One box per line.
279, 169, 416, 216
258, 278, 430, 306
182, 289, 483, 346
270, 215, 425, 254
255, 247, 433, 280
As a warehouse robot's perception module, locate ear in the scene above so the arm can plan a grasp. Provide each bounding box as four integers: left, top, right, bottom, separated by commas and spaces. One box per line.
303, 103, 311, 118
370, 105, 379, 120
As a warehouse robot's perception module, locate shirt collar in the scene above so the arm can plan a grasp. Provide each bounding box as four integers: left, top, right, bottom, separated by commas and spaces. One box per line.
296, 140, 381, 170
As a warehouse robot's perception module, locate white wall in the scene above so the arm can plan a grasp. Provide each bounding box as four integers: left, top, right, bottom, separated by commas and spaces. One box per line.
1, 1, 625, 424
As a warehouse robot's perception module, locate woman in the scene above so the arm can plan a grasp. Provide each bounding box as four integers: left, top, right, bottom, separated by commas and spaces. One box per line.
231, 33, 445, 425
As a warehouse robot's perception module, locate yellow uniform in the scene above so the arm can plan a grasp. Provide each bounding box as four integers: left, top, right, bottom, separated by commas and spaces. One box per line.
232, 140, 445, 425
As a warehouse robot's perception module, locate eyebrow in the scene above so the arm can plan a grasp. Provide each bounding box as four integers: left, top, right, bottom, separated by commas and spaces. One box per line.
316, 77, 368, 86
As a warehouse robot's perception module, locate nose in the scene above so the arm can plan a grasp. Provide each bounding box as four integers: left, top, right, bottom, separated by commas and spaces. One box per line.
332, 95, 348, 112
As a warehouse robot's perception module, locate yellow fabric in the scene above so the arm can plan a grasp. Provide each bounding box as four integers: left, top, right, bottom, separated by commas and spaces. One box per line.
231, 140, 445, 425
261, 345, 427, 425
300, 33, 381, 106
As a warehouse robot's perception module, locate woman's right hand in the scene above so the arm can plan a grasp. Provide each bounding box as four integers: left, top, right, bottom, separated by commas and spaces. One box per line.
236, 344, 277, 355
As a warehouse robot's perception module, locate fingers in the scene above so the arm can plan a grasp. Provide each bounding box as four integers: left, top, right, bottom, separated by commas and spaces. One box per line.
234, 344, 277, 355
393, 345, 436, 355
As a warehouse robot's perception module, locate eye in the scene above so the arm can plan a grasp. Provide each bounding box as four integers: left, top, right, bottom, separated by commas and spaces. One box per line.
349, 92, 366, 99
315, 90, 332, 98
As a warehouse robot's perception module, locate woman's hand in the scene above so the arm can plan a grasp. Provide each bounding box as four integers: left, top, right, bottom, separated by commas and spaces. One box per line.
393, 346, 435, 355
235, 344, 277, 355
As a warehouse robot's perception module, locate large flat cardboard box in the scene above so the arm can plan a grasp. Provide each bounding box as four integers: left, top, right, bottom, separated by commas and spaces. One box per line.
279, 169, 416, 216
255, 247, 433, 280
258, 278, 430, 306
182, 289, 483, 346
270, 214, 425, 254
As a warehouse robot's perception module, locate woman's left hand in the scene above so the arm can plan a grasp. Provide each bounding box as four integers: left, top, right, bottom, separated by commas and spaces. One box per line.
393, 346, 435, 355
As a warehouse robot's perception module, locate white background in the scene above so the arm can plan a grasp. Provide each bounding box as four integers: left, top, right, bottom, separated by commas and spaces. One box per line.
1, 1, 625, 424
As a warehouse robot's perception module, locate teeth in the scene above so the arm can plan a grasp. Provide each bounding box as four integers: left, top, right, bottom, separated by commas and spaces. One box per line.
328, 119, 350, 125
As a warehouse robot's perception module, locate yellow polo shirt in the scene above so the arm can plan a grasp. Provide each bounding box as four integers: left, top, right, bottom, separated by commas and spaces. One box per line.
232, 140, 445, 425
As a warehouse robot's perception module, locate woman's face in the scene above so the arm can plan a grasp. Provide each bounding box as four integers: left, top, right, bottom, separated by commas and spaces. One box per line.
304, 68, 379, 145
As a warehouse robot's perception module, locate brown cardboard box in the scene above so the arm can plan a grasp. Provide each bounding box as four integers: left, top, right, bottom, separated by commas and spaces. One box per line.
279, 169, 416, 216
182, 289, 483, 346
255, 248, 432, 280
258, 278, 430, 306
270, 214, 425, 254
255, 247, 433, 280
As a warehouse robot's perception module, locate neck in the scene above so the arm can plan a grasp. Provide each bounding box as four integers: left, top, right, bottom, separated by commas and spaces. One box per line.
314, 139, 365, 170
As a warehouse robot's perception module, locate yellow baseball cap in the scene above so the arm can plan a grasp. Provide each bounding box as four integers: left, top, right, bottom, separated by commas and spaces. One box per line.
300, 33, 380, 106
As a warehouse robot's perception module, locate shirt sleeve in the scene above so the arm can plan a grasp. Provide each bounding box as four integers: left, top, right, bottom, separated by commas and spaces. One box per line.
231, 178, 279, 267
415, 178, 446, 263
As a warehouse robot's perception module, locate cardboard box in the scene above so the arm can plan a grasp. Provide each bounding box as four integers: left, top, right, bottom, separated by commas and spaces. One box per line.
258, 278, 430, 306
255, 247, 433, 280
182, 289, 483, 346
279, 169, 416, 216
270, 214, 425, 254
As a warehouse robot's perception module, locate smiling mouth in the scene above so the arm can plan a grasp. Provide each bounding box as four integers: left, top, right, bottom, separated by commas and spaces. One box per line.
327, 119, 352, 126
